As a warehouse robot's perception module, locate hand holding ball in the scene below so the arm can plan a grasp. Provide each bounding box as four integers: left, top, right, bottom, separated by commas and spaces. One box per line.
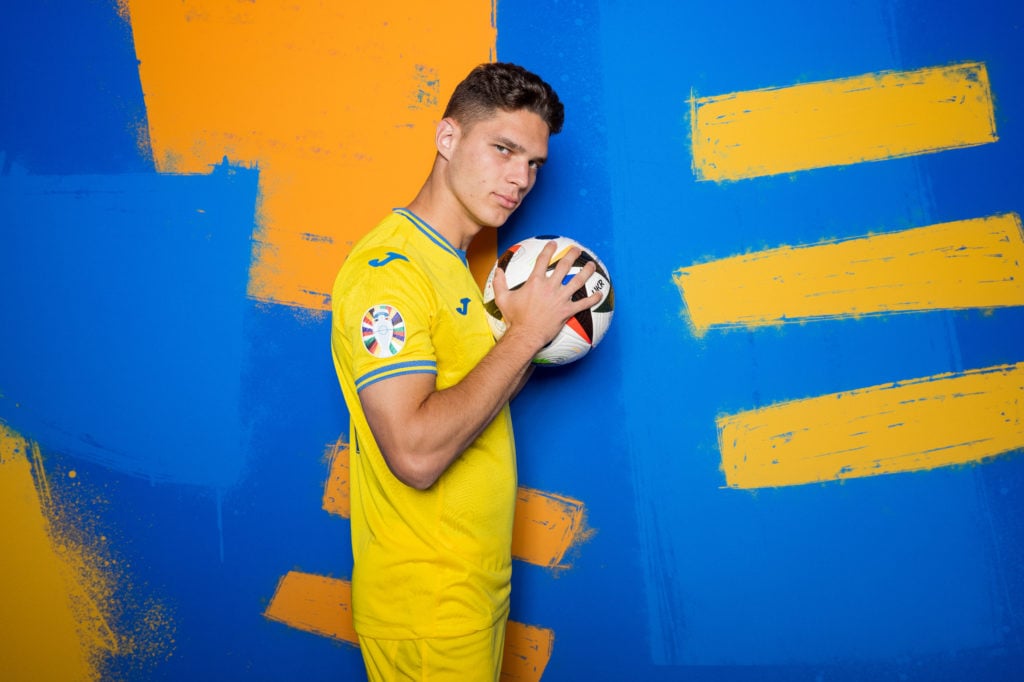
482, 236, 614, 365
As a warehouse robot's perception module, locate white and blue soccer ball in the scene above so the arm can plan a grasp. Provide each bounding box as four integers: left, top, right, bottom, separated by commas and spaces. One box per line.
482, 235, 614, 365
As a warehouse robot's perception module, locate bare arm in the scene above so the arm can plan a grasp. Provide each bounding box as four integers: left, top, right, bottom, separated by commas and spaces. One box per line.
359, 243, 599, 490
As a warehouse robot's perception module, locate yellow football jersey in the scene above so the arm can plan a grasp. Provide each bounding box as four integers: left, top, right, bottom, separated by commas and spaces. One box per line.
331, 208, 517, 639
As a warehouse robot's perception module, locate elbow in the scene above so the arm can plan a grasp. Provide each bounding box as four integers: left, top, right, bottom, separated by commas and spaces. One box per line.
381, 447, 446, 491
404, 476, 436, 492
397, 467, 438, 491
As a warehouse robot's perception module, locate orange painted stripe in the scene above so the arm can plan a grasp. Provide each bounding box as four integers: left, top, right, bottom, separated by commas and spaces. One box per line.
691, 61, 997, 181
674, 213, 1024, 334
512, 487, 589, 568
322, 437, 350, 518
322, 440, 590, 568
263, 571, 357, 645
718, 362, 1024, 489
502, 620, 556, 682
263, 571, 554, 680
127, 1, 497, 310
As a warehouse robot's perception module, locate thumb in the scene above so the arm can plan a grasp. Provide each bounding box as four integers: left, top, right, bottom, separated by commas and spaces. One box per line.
492, 266, 509, 299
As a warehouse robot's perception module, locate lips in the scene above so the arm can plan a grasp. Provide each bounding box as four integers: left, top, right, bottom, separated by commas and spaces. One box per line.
494, 192, 519, 210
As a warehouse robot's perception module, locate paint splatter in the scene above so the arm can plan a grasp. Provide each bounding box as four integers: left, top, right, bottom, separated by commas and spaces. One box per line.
0, 425, 175, 679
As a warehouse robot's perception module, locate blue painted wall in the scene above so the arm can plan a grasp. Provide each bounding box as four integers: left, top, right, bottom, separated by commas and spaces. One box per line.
1, 1, 1022, 680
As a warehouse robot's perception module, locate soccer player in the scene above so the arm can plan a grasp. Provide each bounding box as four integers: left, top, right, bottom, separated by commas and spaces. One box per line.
330, 62, 599, 680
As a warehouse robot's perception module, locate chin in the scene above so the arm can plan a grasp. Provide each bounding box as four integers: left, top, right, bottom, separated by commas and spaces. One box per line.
495, 206, 520, 226
477, 211, 512, 229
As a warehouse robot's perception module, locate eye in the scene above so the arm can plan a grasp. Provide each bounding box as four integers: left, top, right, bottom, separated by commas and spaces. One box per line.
495, 144, 511, 155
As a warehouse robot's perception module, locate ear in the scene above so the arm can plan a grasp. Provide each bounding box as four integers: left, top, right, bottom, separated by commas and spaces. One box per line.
435, 117, 459, 160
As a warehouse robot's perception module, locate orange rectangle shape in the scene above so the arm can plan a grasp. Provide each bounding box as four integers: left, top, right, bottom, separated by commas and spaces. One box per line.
691, 61, 997, 181
502, 621, 555, 682
511, 487, 587, 568
263, 571, 357, 645
322, 437, 350, 518
674, 213, 1024, 334
718, 363, 1024, 489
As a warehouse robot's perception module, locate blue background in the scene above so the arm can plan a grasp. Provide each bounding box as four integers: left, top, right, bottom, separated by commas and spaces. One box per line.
2, 1, 1022, 679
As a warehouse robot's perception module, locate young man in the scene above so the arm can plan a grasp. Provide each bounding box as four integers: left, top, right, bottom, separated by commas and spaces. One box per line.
330, 62, 600, 680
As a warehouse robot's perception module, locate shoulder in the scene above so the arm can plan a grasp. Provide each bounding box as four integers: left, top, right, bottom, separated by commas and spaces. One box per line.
334, 242, 433, 318
341, 241, 423, 286
338, 214, 421, 282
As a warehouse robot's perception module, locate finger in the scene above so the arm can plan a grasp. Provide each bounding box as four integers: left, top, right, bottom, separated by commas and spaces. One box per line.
492, 265, 509, 296
570, 290, 605, 316
550, 246, 582, 282
531, 241, 559, 279
561, 258, 597, 292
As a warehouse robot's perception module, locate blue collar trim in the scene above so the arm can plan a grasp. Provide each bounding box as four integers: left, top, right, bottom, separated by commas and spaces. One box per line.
393, 208, 468, 266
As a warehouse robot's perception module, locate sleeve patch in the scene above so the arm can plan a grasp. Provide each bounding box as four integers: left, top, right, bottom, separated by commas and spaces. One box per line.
361, 304, 407, 357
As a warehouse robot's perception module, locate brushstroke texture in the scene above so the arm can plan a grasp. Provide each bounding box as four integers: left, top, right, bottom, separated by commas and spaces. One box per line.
127, 0, 498, 310
675, 213, 1024, 334
719, 362, 1024, 488
691, 62, 997, 181
0, 425, 96, 680
0, 164, 256, 486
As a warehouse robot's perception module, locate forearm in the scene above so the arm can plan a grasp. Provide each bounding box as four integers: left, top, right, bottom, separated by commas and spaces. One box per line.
423, 331, 535, 453
361, 326, 543, 489
362, 242, 600, 490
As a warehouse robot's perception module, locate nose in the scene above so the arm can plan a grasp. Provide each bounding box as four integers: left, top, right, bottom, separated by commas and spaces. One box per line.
507, 158, 531, 190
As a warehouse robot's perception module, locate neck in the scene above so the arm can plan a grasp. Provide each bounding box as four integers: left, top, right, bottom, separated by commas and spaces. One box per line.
405, 159, 481, 251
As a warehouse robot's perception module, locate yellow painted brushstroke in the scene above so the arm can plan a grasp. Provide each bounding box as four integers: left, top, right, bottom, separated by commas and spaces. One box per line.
0, 425, 96, 681
264, 571, 554, 679
1, 426, 172, 677
674, 213, 1024, 334
718, 362, 1024, 489
691, 61, 997, 181
127, 0, 497, 310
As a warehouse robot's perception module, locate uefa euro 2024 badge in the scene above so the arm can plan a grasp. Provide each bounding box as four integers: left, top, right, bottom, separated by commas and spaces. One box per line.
361, 304, 406, 358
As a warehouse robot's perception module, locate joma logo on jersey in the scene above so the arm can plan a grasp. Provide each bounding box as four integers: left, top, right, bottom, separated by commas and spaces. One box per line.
368, 252, 409, 267
456, 298, 471, 315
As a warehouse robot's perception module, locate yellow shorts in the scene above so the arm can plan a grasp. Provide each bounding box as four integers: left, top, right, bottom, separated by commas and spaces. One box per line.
358, 620, 507, 682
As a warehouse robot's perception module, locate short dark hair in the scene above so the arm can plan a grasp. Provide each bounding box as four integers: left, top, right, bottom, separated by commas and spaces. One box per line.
443, 62, 564, 135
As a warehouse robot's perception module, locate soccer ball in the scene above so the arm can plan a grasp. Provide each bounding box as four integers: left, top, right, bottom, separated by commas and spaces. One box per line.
482, 235, 614, 365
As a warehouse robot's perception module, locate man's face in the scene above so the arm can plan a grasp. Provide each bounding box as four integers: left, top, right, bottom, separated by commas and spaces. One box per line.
443, 108, 551, 231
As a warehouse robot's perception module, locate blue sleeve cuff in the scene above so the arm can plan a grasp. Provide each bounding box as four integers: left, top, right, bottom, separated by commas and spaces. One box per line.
355, 360, 437, 392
